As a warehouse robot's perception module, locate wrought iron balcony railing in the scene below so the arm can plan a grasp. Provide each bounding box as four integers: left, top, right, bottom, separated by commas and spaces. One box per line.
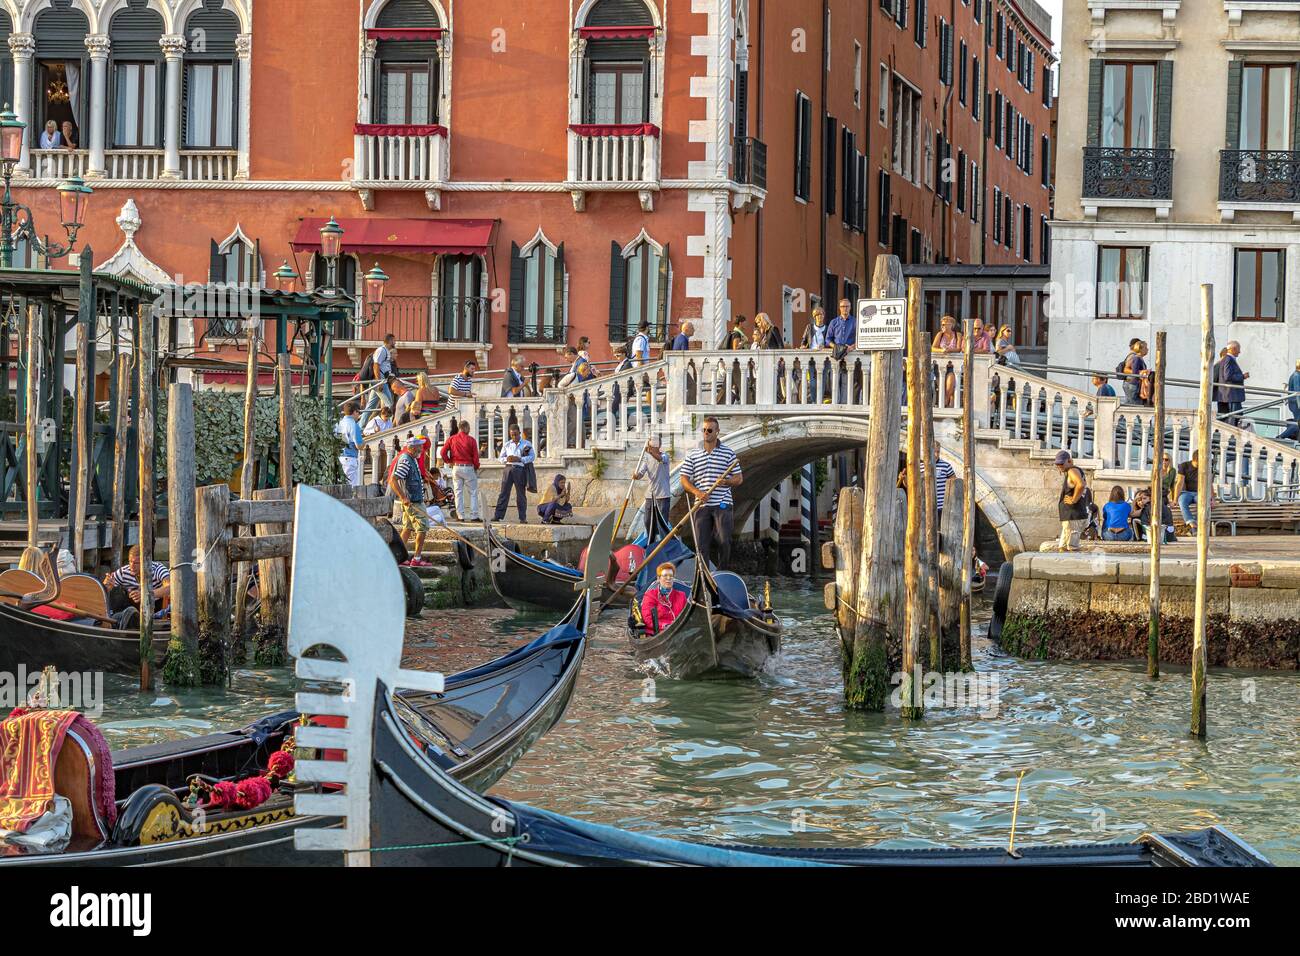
339, 294, 489, 344
733, 136, 768, 190
1082, 147, 1174, 201
1219, 149, 1300, 204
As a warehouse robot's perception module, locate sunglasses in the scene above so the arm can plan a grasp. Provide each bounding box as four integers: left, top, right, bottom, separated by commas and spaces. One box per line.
702, 427, 716, 434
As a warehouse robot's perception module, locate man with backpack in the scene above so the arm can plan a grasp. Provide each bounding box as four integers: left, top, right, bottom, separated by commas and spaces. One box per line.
1054, 450, 1090, 551
360, 333, 398, 426
631, 321, 652, 367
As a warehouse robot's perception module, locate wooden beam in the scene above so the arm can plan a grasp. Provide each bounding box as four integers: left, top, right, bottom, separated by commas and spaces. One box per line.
24, 305, 39, 549
71, 319, 92, 572
110, 353, 131, 570
902, 276, 925, 720
165, 382, 199, 685
195, 484, 231, 685
1148, 329, 1167, 681
959, 318, 976, 671
136, 304, 156, 693
1191, 289, 1214, 739
253, 486, 289, 666
233, 324, 260, 659
226, 493, 395, 527
229, 534, 293, 563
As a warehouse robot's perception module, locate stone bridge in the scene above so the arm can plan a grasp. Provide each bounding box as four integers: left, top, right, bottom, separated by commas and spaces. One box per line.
360, 350, 1300, 559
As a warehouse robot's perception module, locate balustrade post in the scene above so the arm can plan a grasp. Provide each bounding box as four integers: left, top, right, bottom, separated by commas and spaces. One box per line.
756, 352, 777, 406
1093, 396, 1120, 467
969, 354, 994, 428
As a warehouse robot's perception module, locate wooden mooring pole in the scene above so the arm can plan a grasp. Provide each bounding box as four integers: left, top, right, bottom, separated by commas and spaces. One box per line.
231, 330, 260, 663
195, 484, 231, 684
959, 319, 976, 671
253, 486, 289, 666
136, 306, 156, 693
71, 318, 92, 572
23, 305, 39, 556
163, 381, 200, 686
902, 277, 926, 719
1147, 330, 1167, 680
920, 360, 940, 672
110, 353, 131, 570
278, 352, 294, 493
1191, 288, 1214, 739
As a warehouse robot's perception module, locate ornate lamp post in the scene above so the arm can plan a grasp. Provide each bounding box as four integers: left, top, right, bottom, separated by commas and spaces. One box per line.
363, 262, 389, 324
274, 260, 298, 293
318, 216, 344, 294
0, 107, 92, 269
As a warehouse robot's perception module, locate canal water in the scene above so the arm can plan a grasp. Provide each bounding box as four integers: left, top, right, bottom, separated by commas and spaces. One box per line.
93, 583, 1300, 864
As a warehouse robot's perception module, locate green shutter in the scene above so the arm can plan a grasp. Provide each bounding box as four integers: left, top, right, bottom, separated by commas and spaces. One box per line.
507, 241, 523, 342
1086, 59, 1103, 147
552, 242, 565, 338
655, 243, 670, 338
608, 241, 627, 341
1155, 60, 1173, 150
1225, 61, 1242, 149
1291, 63, 1300, 150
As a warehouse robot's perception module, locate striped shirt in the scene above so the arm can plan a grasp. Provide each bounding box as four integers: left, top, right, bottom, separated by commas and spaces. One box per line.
107, 561, 169, 592
932, 459, 956, 512
449, 374, 473, 397
392, 452, 426, 503
681, 441, 740, 507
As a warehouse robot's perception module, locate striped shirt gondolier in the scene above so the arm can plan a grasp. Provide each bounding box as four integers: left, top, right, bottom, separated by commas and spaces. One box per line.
932, 459, 956, 512
392, 453, 426, 503
107, 561, 170, 591
448, 373, 473, 409
681, 442, 741, 507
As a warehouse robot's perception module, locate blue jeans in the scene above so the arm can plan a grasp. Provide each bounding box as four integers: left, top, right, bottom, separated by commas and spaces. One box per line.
361, 381, 395, 427
1102, 527, 1133, 541
1178, 491, 1198, 524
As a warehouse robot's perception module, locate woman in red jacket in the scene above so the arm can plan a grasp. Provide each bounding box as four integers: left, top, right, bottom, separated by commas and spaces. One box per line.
641, 562, 687, 634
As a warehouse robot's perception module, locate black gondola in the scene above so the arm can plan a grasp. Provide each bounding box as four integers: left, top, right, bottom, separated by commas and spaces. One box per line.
482, 511, 631, 613
0, 603, 171, 676
625, 505, 782, 679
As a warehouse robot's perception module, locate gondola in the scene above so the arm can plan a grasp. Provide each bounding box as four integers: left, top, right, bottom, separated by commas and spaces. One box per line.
0, 602, 171, 676
624, 506, 782, 679
482, 511, 632, 613
0, 508, 617, 867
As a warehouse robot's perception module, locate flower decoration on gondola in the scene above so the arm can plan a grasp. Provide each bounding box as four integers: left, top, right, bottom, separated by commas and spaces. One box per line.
184, 737, 297, 813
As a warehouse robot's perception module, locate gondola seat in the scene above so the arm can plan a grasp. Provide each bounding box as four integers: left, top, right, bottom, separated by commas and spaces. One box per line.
55, 575, 111, 621
0, 569, 44, 605
54, 726, 115, 844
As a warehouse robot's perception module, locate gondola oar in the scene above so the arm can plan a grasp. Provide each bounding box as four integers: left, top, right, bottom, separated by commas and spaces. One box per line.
612, 445, 648, 542
606, 458, 739, 605
430, 513, 490, 561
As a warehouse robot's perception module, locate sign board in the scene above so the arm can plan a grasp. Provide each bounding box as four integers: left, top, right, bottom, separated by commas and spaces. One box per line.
856, 298, 906, 351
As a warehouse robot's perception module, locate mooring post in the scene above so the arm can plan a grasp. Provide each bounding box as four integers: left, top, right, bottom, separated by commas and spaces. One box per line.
919, 362, 941, 672
23, 304, 39, 553
845, 255, 905, 711
937, 478, 964, 665
827, 484, 863, 664
1148, 330, 1167, 680
959, 320, 976, 671
163, 381, 199, 686
1191, 288, 1214, 739
231, 329, 260, 662
194, 484, 231, 684
253, 486, 290, 666
111, 353, 131, 570
71, 318, 92, 572
278, 352, 294, 493
902, 277, 926, 720
136, 305, 156, 693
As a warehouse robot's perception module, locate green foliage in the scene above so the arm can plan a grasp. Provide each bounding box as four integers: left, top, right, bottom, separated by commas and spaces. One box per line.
1000, 613, 1050, 660
589, 448, 608, 481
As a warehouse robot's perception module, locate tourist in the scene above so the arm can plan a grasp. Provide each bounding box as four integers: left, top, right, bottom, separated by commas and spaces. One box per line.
640, 563, 687, 635
931, 314, 964, 407
995, 326, 1023, 370
39, 120, 61, 149
388, 436, 433, 568
669, 321, 694, 351
406, 372, 444, 420
1216, 341, 1248, 425
1160, 451, 1176, 504
558, 345, 582, 386
631, 320, 652, 366
1118, 338, 1145, 405
361, 333, 397, 426
61, 121, 78, 150
439, 419, 481, 522
1054, 450, 1089, 551
827, 299, 856, 359
538, 474, 573, 524
634, 438, 672, 538
800, 306, 830, 349
931, 453, 956, 526
501, 355, 528, 397
1133, 488, 1176, 544
970, 318, 994, 354
577, 336, 592, 363
425, 466, 454, 525
1093, 374, 1115, 398
103, 545, 170, 616
449, 360, 476, 405
1101, 486, 1134, 541
493, 423, 534, 523
680, 416, 743, 569
1287, 359, 1300, 423
726, 315, 749, 350
1174, 449, 1213, 532
610, 342, 633, 374
362, 404, 393, 438
335, 400, 364, 487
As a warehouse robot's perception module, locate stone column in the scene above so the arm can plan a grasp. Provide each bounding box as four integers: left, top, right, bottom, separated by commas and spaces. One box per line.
359, 37, 376, 123
236, 34, 252, 179
9, 34, 35, 175
160, 35, 186, 179
85, 34, 111, 178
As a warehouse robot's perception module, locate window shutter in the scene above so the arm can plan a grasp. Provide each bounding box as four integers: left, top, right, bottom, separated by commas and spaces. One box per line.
552, 242, 565, 336
824, 115, 837, 213
1086, 59, 1104, 147
508, 241, 524, 342
608, 241, 627, 341
209, 239, 225, 282
878, 171, 891, 244
1290, 63, 1300, 150
655, 244, 670, 336
1155, 60, 1173, 150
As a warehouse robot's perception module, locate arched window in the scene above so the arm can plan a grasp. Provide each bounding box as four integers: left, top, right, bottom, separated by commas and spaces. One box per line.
182, 0, 239, 149
372, 0, 442, 126
109, 0, 164, 148
209, 226, 261, 285
438, 253, 486, 342
33, 0, 91, 148
580, 0, 654, 125
508, 232, 566, 344
609, 233, 669, 343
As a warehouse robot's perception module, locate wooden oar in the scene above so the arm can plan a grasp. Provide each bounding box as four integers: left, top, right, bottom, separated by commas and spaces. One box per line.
612, 446, 649, 541
431, 515, 490, 561
606, 458, 739, 604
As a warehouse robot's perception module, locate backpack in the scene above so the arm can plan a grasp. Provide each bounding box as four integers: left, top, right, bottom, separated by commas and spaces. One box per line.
357, 352, 377, 383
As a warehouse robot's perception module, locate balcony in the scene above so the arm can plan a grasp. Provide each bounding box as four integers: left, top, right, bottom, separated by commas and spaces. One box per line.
1081, 146, 1174, 219
1218, 149, 1300, 222
29, 148, 239, 182
567, 124, 660, 212
352, 124, 450, 211
732, 136, 767, 213
338, 294, 490, 350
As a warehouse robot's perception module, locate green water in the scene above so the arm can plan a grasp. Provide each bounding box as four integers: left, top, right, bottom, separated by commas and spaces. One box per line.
94, 584, 1300, 864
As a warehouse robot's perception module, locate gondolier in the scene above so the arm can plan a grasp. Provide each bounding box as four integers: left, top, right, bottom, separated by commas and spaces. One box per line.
634, 439, 671, 539
679, 417, 743, 569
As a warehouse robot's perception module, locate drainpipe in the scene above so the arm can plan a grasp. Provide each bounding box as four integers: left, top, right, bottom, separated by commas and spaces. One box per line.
755, 0, 765, 314
940, 0, 956, 264
979, 2, 991, 265
820, 0, 829, 306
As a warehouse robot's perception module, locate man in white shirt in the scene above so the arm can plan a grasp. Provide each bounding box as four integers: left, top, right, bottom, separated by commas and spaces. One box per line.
335, 400, 364, 487
492, 423, 535, 522
361, 333, 397, 427
631, 321, 652, 366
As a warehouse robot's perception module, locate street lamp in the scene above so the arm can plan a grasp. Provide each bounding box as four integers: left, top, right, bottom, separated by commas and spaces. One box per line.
318, 216, 344, 293
274, 260, 297, 293
363, 262, 389, 323
0, 106, 92, 269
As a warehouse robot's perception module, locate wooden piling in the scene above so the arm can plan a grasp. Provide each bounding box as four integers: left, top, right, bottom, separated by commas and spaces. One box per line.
959, 320, 976, 671
71, 319, 92, 572
278, 353, 294, 492
901, 276, 926, 720
163, 382, 200, 686
231, 331, 260, 663
845, 255, 905, 711
253, 486, 289, 666
937, 478, 965, 665
1191, 288, 1214, 739
194, 484, 231, 685
24, 305, 39, 552
136, 305, 156, 693
1147, 330, 1167, 680
826, 485, 864, 658
110, 353, 131, 570
919, 364, 941, 672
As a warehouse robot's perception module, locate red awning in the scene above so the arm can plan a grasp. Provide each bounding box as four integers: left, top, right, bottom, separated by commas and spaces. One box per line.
291, 218, 497, 256
366, 27, 444, 41
578, 26, 656, 40
569, 123, 660, 137
353, 123, 447, 137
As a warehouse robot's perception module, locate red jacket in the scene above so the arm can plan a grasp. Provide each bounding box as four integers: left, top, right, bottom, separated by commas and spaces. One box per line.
641, 587, 687, 634
439, 431, 480, 469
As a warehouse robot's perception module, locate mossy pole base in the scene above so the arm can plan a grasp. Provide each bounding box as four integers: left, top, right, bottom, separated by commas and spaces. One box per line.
195, 484, 232, 686
162, 640, 200, 686
253, 626, 287, 667
843, 634, 890, 711
197, 625, 228, 685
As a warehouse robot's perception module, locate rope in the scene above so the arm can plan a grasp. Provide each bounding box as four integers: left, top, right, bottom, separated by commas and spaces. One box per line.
1007, 769, 1028, 858
367, 835, 525, 853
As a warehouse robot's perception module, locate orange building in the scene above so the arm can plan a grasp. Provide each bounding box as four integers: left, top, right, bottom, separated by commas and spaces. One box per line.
3, 0, 1052, 383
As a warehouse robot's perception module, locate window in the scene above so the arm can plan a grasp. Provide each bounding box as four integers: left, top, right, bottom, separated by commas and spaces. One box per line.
841, 126, 855, 225
878, 171, 892, 245
958, 41, 968, 105
938, 20, 953, 86
914, 0, 927, 46
825, 115, 838, 213
956, 151, 967, 212
440, 254, 485, 341
207, 232, 260, 335
795, 92, 813, 200
879, 65, 890, 125
1043, 65, 1053, 107
1238, 64, 1293, 151
1101, 62, 1156, 149
311, 254, 357, 296
996, 13, 1004, 58
186, 62, 235, 148
621, 240, 669, 339
511, 238, 566, 343
1234, 248, 1285, 321
853, 43, 862, 107
588, 62, 647, 124
972, 59, 981, 119
1040, 216, 1049, 265
910, 228, 923, 264
895, 0, 908, 30
1096, 246, 1147, 319
970, 162, 980, 222
380, 62, 434, 125
825, 8, 832, 72
112, 62, 158, 148
844, 280, 861, 308
1022, 205, 1032, 262
891, 76, 921, 182
37, 62, 82, 144
992, 186, 1001, 242
994, 91, 1003, 146
1041, 134, 1050, 185
1003, 194, 1012, 247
